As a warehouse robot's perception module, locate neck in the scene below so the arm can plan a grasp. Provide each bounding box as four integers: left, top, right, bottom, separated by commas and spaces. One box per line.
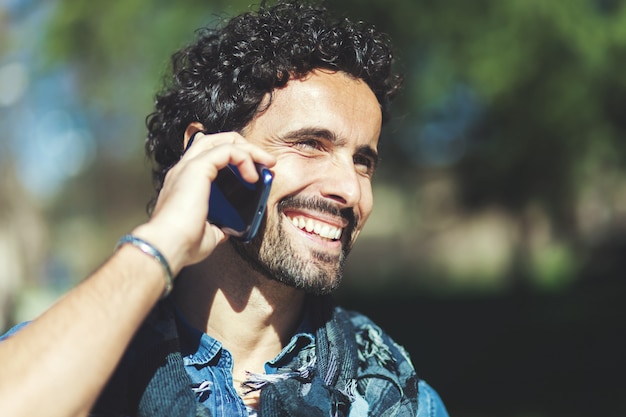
172, 242, 306, 371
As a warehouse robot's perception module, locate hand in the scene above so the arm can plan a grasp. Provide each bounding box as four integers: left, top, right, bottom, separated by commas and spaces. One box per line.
132, 131, 276, 276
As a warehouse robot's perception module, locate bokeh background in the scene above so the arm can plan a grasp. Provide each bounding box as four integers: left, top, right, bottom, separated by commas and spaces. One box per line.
2, 0, 626, 416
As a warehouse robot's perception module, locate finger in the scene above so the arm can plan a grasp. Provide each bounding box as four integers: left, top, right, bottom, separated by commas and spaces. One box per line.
185, 224, 228, 266
183, 131, 248, 157
209, 143, 276, 182
184, 132, 276, 170
183, 130, 203, 153
206, 224, 228, 249
183, 142, 276, 184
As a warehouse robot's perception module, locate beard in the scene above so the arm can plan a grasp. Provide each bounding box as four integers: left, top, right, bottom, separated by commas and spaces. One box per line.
230, 195, 358, 295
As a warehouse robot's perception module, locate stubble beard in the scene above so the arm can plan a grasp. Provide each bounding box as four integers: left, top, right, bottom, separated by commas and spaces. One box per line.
230, 196, 357, 295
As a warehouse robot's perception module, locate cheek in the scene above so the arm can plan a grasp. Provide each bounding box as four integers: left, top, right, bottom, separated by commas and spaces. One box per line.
357, 182, 374, 223
267, 157, 310, 203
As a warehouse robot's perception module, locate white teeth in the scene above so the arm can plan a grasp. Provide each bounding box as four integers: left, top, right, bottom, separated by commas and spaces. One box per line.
287, 215, 342, 240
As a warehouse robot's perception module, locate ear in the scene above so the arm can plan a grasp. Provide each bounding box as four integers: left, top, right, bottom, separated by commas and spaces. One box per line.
183, 122, 206, 149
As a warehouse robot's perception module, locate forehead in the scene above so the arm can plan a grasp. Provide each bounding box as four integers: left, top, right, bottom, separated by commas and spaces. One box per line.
247, 70, 383, 147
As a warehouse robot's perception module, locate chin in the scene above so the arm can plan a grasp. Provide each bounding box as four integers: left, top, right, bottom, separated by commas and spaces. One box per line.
230, 231, 346, 295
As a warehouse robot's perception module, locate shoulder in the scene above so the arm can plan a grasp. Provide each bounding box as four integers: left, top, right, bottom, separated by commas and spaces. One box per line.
337, 307, 449, 417
338, 307, 414, 369
417, 380, 449, 417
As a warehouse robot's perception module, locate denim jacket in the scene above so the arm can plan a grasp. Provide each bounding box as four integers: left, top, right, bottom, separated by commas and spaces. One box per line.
1, 301, 448, 417
171, 304, 448, 417
342, 309, 448, 417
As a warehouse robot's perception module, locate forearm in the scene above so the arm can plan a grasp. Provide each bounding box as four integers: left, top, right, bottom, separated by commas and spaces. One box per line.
0, 130, 276, 417
0, 243, 166, 417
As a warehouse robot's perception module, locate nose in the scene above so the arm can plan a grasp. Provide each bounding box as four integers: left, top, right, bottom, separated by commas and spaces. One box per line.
319, 156, 362, 207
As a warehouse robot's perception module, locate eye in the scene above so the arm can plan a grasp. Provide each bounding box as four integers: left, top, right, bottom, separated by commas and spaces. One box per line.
293, 138, 324, 151
354, 154, 376, 176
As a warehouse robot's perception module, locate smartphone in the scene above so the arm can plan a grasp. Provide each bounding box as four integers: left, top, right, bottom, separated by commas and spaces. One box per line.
208, 164, 273, 242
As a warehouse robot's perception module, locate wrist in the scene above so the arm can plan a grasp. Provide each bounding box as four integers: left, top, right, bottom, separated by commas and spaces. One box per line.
129, 224, 188, 274
115, 234, 173, 299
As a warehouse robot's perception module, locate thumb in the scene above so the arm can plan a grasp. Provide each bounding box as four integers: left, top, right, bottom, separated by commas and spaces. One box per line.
193, 224, 229, 263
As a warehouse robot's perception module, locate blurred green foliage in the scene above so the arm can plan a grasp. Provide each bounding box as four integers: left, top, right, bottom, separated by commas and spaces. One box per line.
40, 0, 626, 243
336, 0, 626, 213
2, 0, 617, 298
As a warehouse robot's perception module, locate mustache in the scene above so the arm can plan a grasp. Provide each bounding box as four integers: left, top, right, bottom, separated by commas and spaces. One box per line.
278, 195, 358, 232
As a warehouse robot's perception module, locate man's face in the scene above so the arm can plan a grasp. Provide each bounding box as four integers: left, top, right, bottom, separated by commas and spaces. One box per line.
233, 70, 382, 294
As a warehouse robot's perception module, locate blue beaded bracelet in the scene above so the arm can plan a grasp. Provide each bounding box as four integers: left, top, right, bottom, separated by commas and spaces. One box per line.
116, 234, 173, 298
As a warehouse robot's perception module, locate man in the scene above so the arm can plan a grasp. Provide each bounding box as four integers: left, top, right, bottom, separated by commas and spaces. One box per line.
0, 1, 448, 416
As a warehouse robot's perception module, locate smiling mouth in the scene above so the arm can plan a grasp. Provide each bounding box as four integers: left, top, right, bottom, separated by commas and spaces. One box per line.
286, 214, 343, 241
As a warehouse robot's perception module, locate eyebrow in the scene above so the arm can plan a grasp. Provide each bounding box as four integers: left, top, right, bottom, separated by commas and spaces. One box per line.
280, 127, 380, 167
280, 127, 338, 143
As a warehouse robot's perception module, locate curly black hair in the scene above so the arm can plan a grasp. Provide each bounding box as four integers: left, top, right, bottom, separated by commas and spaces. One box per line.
145, 0, 402, 207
